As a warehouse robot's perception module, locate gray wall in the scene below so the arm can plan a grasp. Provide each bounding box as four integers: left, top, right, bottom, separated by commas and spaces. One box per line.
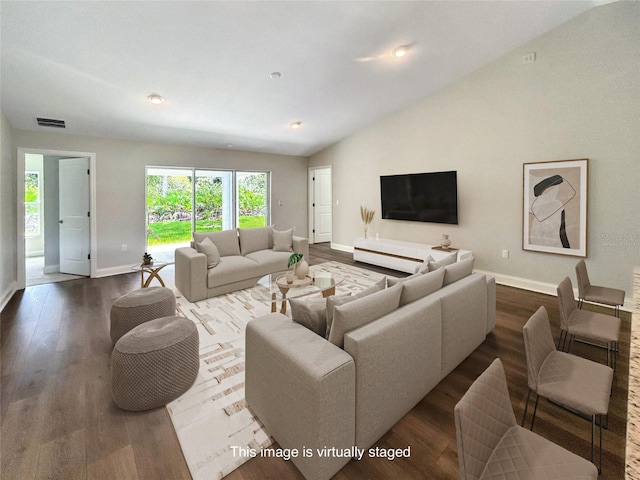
10, 130, 309, 275
1, 109, 17, 309
310, 1, 640, 301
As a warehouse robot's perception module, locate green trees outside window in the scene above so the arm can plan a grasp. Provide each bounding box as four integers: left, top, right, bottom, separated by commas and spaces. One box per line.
25, 171, 41, 237
146, 168, 268, 247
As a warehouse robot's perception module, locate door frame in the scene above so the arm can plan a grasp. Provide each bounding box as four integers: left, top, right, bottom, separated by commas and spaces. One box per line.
307, 165, 332, 244
17, 148, 97, 289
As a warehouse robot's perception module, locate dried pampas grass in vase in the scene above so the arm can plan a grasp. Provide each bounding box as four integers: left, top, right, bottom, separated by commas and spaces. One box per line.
360, 205, 375, 238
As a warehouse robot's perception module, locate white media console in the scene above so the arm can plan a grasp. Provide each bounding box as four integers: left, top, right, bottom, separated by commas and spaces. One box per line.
353, 237, 472, 274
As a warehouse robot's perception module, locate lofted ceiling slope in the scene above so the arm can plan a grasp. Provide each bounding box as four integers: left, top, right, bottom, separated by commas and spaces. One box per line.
0, 1, 608, 157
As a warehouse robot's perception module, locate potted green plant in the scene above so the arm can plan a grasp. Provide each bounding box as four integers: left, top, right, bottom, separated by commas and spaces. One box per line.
143, 252, 153, 265
288, 253, 308, 279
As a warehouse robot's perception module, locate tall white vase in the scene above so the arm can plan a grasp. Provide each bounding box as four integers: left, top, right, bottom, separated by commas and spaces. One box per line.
294, 259, 309, 279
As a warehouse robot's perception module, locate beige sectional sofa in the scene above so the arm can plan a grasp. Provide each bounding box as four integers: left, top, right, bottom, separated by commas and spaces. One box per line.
245, 259, 495, 480
175, 226, 309, 302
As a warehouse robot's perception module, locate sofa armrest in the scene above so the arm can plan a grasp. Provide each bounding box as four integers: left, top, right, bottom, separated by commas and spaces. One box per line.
174, 247, 207, 303
246, 313, 355, 480
292, 236, 309, 261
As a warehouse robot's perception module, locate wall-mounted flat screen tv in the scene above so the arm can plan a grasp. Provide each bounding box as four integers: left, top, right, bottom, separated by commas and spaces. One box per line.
380, 171, 458, 224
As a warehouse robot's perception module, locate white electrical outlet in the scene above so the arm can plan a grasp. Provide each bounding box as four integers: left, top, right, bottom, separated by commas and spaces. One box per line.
502, 249, 509, 259
122, 244, 127, 252
522, 52, 536, 64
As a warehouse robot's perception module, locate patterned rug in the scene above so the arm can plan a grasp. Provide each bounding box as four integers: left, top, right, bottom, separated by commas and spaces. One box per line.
167, 261, 389, 480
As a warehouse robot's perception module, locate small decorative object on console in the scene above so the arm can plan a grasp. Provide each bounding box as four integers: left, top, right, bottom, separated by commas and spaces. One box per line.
440, 234, 452, 249
143, 252, 153, 265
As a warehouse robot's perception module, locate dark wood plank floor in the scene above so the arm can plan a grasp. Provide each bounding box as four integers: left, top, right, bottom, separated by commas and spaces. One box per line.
1, 243, 629, 479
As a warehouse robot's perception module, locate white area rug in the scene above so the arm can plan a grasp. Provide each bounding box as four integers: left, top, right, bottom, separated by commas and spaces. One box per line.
167, 261, 389, 480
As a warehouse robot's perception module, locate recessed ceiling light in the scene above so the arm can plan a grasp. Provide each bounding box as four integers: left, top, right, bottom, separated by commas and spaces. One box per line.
147, 93, 165, 105
227, 144, 234, 148
290, 121, 302, 129
270, 72, 282, 79
392, 45, 409, 58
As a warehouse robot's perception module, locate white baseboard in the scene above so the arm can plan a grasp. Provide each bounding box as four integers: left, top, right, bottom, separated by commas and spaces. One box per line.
324, 244, 634, 314
0, 281, 18, 313
474, 269, 633, 313
43, 264, 60, 274
94, 265, 136, 278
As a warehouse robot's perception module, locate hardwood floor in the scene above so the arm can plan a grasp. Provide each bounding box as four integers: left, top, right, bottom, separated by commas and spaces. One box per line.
1, 243, 630, 479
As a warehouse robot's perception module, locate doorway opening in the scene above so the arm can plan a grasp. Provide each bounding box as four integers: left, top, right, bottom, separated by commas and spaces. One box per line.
17, 149, 97, 289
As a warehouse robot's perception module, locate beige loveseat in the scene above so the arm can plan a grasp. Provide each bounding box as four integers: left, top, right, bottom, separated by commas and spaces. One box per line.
175, 226, 309, 302
245, 258, 495, 480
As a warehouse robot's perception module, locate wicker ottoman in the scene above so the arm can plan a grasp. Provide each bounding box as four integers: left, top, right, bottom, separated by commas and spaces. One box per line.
110, 287, 176, 344
111, 316, 199, 411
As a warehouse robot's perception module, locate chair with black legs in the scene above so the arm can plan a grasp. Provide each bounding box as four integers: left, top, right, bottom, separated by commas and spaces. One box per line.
455, 358, 598, 479
557, 276, 620, 369
575, 259, 625, 317
522, 306, 613, 473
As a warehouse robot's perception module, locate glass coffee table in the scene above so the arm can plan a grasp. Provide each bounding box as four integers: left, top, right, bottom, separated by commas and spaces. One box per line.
252, 271, 343, 314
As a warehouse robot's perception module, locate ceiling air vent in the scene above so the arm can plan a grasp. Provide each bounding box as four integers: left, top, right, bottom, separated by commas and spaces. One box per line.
36, 117, 66, 128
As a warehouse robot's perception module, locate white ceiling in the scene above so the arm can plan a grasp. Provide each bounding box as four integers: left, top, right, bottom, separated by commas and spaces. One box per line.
1, 1, 607, 157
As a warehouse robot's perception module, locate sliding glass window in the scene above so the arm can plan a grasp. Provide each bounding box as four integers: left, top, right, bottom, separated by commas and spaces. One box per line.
146, 168, 193, 249
237, 171, 268, 229
146, 167, 270, 254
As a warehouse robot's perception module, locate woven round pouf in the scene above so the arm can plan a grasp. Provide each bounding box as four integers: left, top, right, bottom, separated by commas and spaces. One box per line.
111, 316, 199, 411
110, 287, 175, 344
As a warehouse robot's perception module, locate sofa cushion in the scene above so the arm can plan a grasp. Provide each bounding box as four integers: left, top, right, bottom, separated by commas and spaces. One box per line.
194, 229, 240, 257
239, 226, 273, 256
206, 256, 261, 288
388, 272, 420, 287
443, 256, 475, 286
289, 294, 351, 337
244, 250, 291, 273
328, 284, 403, 348
325, 276, 386, 338
289, 296, 328, 337
429, 251, 457, 271
273, 228, 294, 252
195, 237, 221, 269
414, 256, 434, 274
399, 267, 445, 306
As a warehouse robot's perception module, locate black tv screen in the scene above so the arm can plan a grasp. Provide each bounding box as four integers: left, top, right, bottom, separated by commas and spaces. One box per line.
380, 171, 458, 224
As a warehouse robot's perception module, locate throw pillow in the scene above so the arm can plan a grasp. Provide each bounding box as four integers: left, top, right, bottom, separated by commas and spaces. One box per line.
328, 283, 403, 348
443, 256, 475, 286
429, 251, 457, 271
388, 272, 421, 287
238, 226, 273, 256
325, 276, 386, 338
196, 237, 221, 269
193, 229, 240, 257
273, 228, 294, 252
399, 267, 445, 306
414, 256, 434, 274
289, 296, 328, 337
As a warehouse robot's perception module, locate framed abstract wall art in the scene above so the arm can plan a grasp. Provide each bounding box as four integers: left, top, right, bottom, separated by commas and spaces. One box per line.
523, 158, 588, 257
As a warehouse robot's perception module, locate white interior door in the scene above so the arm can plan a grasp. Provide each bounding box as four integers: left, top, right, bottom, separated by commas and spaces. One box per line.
59, 157, 90, 276
312, 167, 332, 243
